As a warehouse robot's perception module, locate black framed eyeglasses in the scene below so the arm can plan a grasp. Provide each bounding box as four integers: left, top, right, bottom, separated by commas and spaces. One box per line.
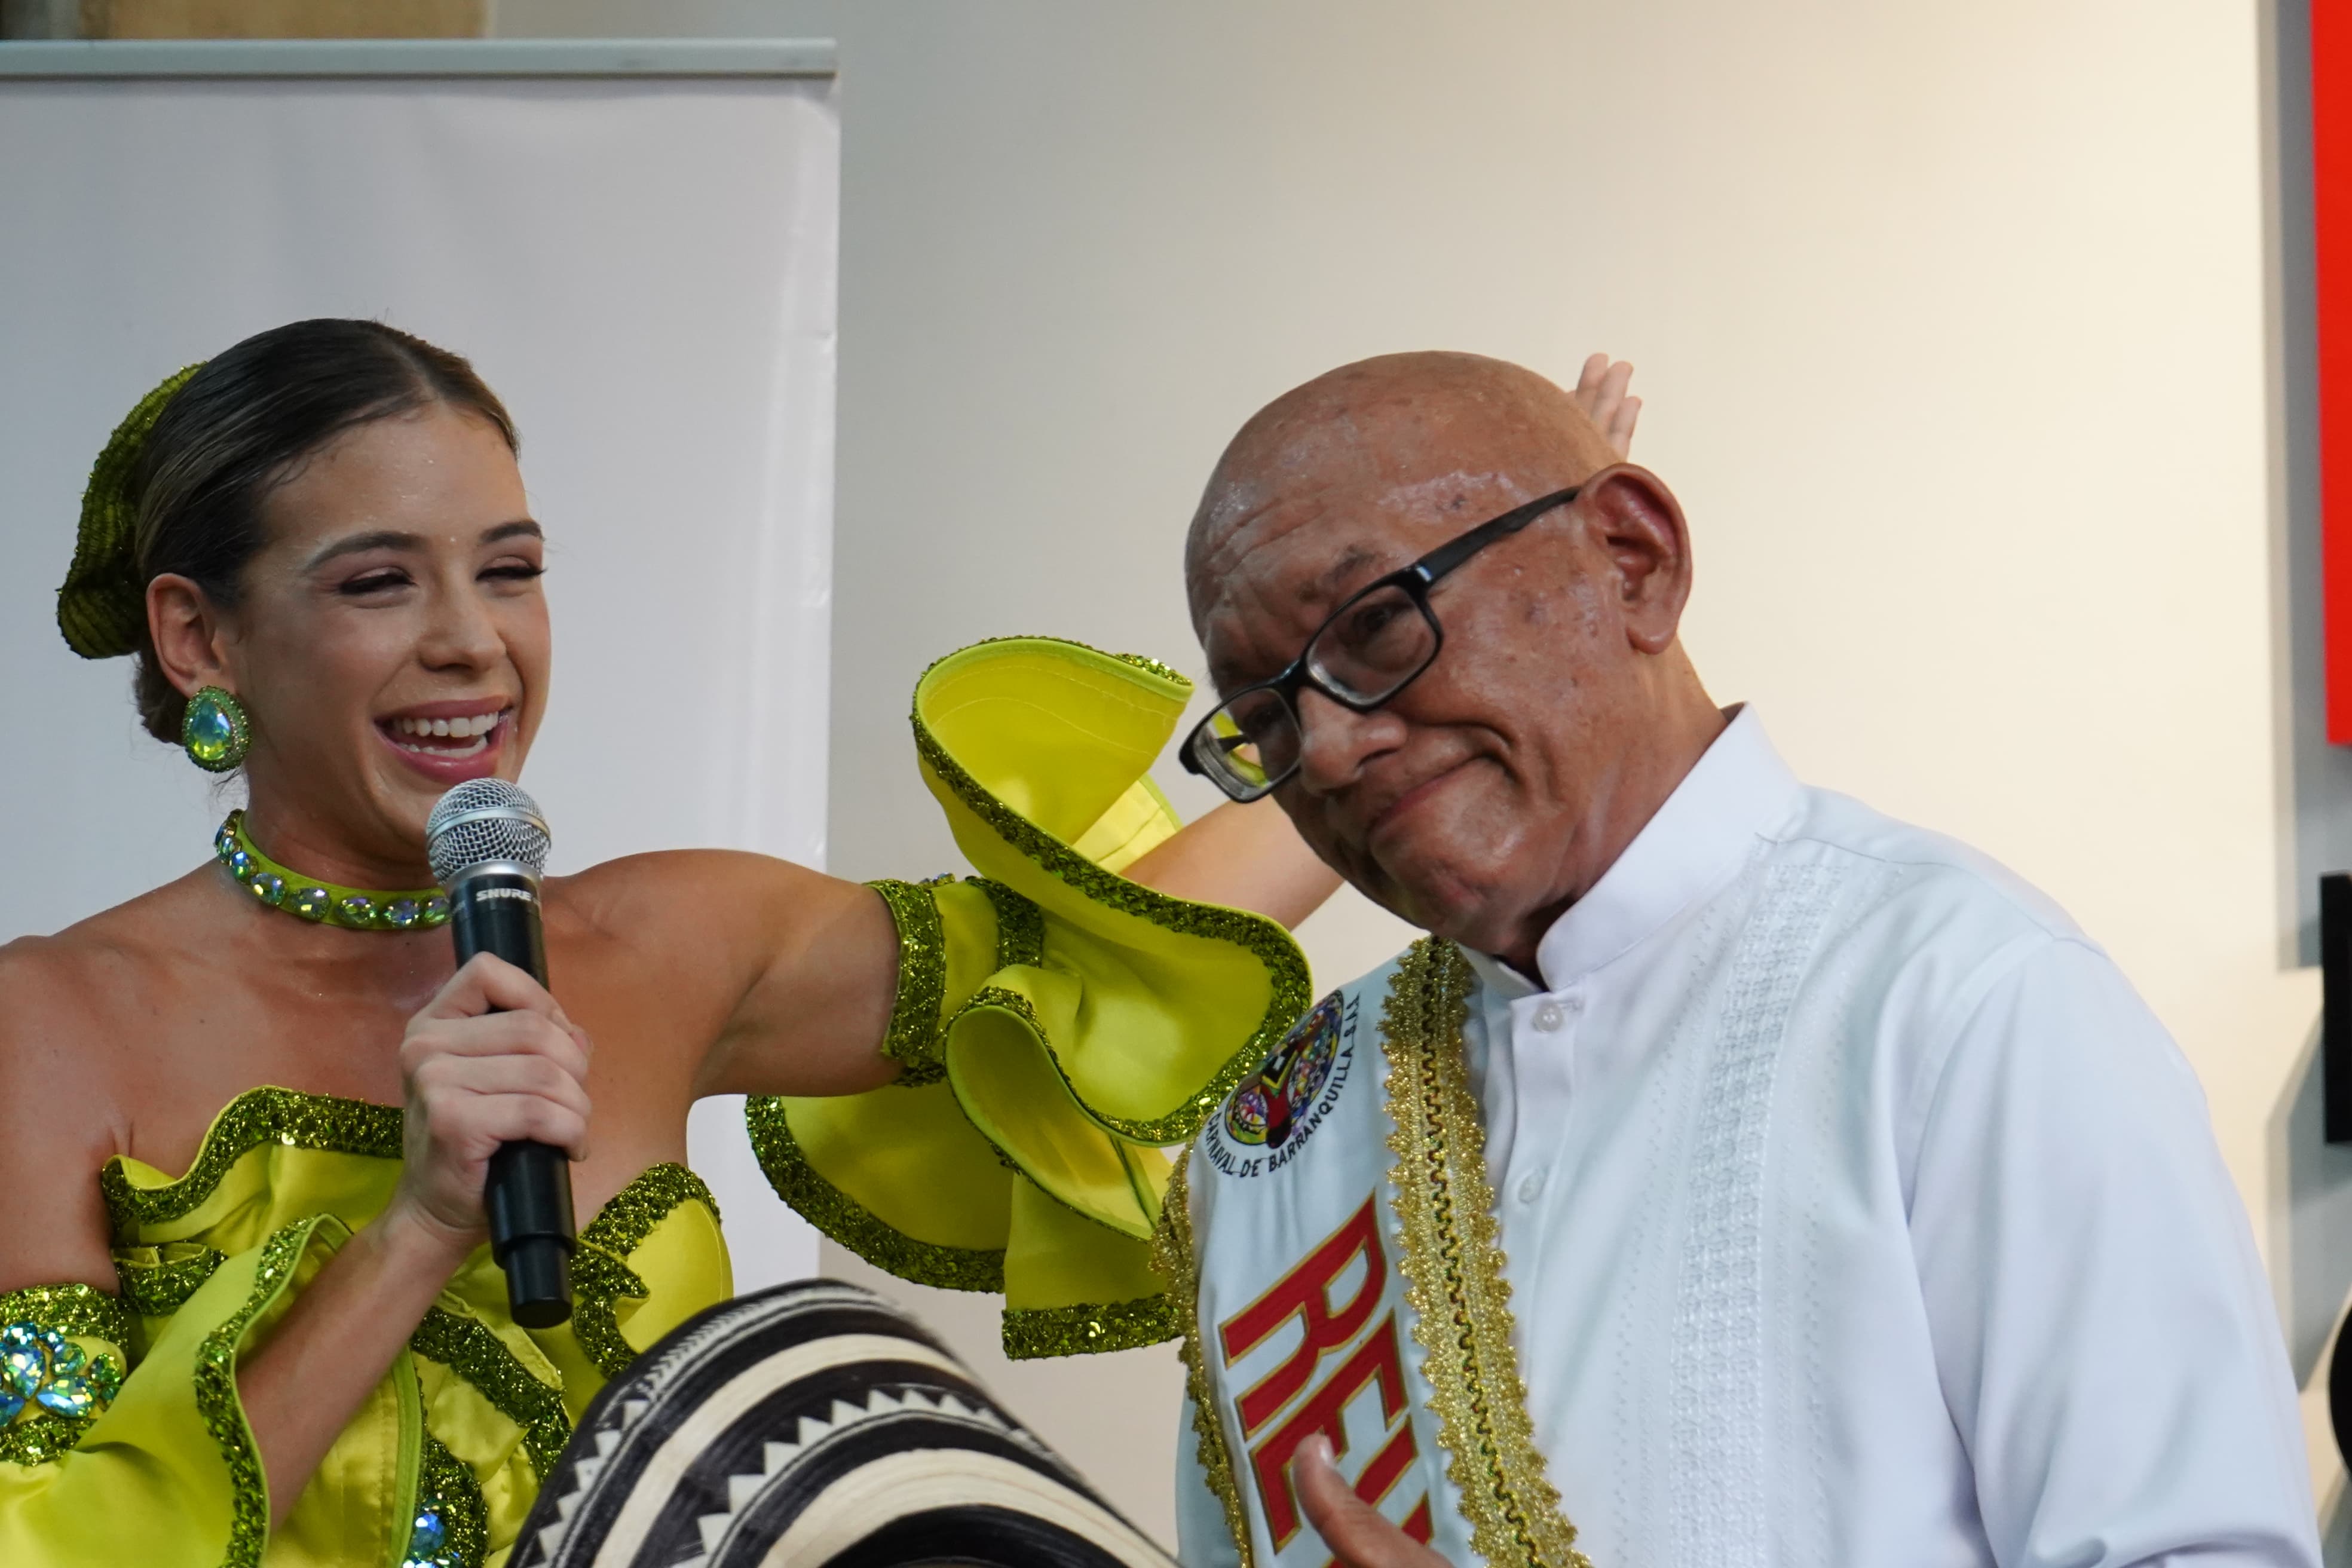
1180, 485, 1581, 802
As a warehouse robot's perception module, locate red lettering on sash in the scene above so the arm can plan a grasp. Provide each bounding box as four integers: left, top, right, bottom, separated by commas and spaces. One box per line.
1248, 1312, 1413, 1548
1312, 1443, 1427, 1568
1218, 1196, 1385, 1435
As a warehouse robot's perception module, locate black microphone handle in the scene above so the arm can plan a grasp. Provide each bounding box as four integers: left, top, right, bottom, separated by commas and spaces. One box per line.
448, 866, 577, 1330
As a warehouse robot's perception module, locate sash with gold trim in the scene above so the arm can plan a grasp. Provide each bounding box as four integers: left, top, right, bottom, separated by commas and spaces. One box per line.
1160, 939, 1589, 1568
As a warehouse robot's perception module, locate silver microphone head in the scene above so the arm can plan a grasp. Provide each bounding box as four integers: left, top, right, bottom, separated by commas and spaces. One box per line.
425, 779, 552, 886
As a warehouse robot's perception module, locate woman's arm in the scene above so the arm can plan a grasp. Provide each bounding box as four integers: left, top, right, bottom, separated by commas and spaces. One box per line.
232, 1205, 468, 1525
694, 795, 1336, 1101
1123, 798, 1340, 929
0, 945, 593, 1533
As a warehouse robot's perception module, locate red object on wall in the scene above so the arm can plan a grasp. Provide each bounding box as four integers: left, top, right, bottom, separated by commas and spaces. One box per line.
2320, 1, 2352, 740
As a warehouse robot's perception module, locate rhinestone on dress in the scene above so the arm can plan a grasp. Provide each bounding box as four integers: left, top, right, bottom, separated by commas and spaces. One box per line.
0, 1322, 119, 1426
403, 1506, 447, 1567
0, 1324, 44, 1396
35, 1375, 95, 1419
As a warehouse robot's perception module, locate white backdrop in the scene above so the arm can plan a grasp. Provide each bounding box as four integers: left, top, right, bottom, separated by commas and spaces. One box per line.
0, 42, 838, 1285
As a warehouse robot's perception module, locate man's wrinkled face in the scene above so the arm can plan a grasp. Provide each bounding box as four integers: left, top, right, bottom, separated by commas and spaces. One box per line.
1192, 466, 1639, 953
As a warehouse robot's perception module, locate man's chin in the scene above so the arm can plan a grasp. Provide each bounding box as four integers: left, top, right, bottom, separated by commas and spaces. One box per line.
1367, 860, 1526, 955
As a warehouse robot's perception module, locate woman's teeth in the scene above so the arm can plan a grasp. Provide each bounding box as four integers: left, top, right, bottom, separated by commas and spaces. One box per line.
389, 712, 503, 755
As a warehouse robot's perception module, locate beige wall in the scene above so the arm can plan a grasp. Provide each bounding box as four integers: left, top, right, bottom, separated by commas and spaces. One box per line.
495, 0, 2325, 1548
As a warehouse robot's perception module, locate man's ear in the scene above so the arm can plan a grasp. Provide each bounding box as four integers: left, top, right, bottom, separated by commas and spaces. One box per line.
146, 574, 238, 697
1576, 464, 1692, 656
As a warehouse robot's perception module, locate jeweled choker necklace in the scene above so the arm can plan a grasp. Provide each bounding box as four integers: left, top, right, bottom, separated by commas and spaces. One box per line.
213, 810, 449, 932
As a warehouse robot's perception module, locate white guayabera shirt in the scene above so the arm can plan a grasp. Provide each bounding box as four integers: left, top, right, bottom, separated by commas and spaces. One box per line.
1172, 709, 2319, 1567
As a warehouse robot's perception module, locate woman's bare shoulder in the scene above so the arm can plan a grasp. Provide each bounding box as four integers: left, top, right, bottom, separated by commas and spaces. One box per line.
0, 870, 226, 1137
4, 868, 213, 1022
0, 920, 157, 1294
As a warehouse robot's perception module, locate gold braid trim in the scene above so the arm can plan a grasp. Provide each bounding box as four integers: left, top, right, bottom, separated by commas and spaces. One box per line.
1382, 939, 1589, 1568
868, 878, 950, 1086
1150, 1146, 1255, 1567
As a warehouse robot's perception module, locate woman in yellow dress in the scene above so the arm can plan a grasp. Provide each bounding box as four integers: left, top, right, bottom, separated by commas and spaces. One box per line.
0, 319, 1639, 1566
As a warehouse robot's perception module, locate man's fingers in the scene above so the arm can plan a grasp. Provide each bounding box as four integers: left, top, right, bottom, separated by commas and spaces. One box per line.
1293, 1436, 1443, 1568
1597, 357, 1634, 408
1609, 392, 1642, 458
1573, 350, 1610, 399
1571, 354, 1637, 452
417, 951, 567, 1024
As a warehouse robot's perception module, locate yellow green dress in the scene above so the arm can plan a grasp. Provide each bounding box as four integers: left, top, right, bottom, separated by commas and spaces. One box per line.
0, 638, 1308, 1566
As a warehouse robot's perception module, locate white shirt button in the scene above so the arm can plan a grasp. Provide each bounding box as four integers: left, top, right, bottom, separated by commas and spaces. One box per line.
1517, 1169, 1546, 1203
1533, 1001, 1566, 1033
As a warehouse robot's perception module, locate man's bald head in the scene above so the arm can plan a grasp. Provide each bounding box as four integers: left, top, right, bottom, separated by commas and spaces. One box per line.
1185, 351, 1622, 624
1181, 350, 1722, 972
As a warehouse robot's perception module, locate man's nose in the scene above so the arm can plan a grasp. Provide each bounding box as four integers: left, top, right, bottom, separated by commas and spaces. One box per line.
1293, 686, 1398, 794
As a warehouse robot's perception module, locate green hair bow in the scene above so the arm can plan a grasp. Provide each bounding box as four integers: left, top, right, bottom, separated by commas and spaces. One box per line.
55, 363, 203, 660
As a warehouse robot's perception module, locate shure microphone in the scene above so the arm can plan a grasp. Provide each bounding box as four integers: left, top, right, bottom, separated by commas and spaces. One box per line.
425, 779, 575, 1328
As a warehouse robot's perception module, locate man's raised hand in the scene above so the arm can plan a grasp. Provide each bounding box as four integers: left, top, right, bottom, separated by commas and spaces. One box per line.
1572, 352, 1642, 458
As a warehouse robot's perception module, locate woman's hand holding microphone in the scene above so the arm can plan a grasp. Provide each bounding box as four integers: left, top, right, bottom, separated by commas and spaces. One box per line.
386, 951, 593, 1259
239, 951, 593, 1524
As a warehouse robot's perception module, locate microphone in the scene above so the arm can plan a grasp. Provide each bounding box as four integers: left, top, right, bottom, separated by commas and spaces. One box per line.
425, 779, 575, 1329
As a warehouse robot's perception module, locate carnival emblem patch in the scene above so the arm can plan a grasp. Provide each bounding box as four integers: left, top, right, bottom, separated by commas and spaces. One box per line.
1226, 991, 1345, 1149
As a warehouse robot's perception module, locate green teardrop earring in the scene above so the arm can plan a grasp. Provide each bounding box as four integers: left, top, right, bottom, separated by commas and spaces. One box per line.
180, 685, 250, 773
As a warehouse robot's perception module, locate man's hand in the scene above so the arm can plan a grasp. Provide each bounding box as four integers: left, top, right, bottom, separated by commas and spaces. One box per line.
1294, 1435, 1448, 1568
1572, 352, 1642, 458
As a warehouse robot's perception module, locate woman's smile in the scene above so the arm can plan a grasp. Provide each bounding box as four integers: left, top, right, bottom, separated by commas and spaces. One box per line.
374, 701, 515, 784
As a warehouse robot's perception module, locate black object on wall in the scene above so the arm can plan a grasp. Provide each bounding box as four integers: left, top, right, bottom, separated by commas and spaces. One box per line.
2323, 875, 2352, 1467
2326, 873, 2352, 1144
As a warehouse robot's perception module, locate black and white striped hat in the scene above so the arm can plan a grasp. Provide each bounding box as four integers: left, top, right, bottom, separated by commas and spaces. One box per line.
513, 1279, 1178, 1568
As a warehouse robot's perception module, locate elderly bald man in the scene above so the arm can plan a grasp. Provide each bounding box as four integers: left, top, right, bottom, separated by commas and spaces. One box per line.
1165, 353, 2316, 1568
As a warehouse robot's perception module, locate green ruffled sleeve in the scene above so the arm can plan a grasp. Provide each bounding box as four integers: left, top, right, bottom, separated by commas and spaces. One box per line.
0, 1217, 368, 1567
751, 636, 1311, 1358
